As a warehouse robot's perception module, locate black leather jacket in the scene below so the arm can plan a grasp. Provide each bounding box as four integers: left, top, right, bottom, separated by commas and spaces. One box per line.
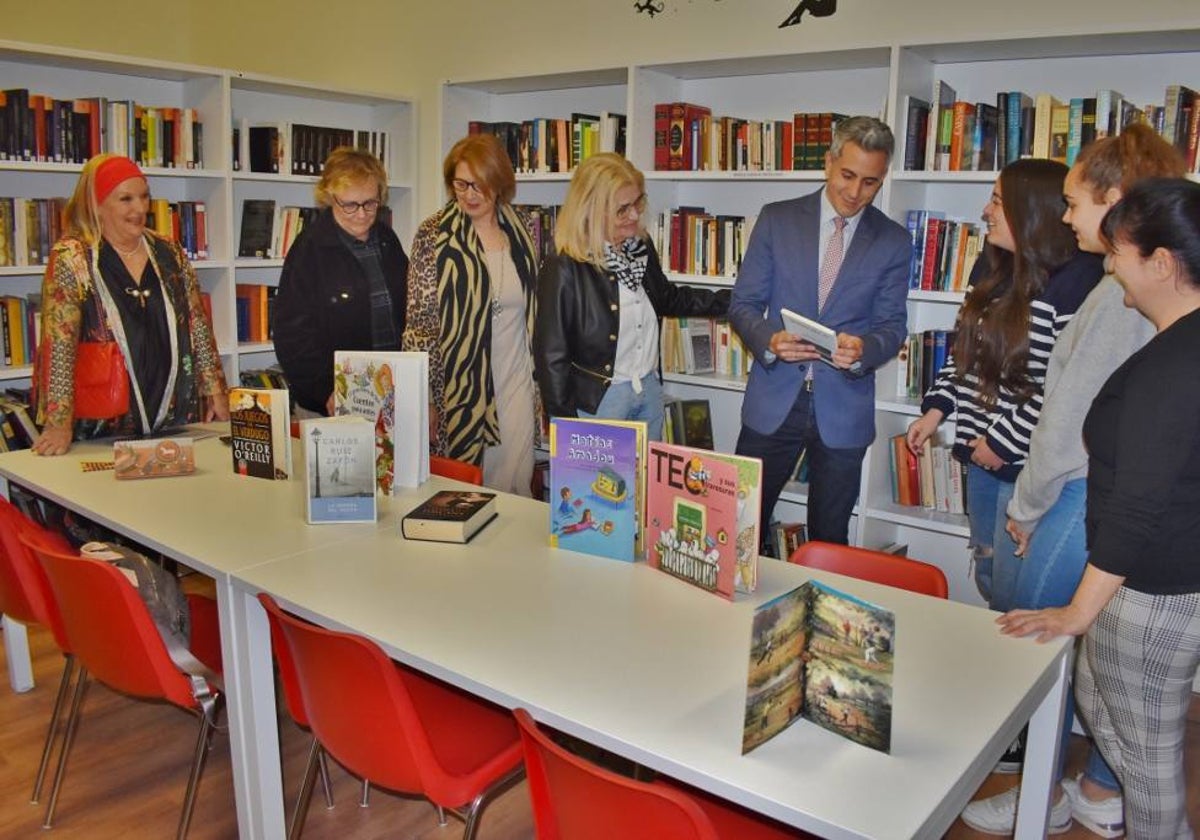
273, 209, 408, 414
534, 242, 730, 419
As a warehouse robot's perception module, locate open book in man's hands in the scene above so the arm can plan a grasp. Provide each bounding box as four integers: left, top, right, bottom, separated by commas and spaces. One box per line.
780, 308, 861, 373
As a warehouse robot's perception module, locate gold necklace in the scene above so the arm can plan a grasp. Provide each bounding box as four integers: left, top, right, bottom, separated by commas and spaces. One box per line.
110, 238, 143, 258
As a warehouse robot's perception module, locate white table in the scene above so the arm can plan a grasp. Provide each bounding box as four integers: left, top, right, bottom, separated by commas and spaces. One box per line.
0, 436, 1069, 839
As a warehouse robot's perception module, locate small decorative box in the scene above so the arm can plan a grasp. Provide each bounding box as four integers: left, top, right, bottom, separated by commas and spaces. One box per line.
113, 437, 197, 480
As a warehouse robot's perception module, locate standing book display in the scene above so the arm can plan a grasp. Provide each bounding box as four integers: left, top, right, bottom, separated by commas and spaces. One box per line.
547, 417, 646, 563
302, 416, 376, 524
229, 387, 292, 480
333, 351, 430, 493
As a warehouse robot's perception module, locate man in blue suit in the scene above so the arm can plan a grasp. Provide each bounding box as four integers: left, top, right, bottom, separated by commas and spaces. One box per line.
731, 116, 910, 546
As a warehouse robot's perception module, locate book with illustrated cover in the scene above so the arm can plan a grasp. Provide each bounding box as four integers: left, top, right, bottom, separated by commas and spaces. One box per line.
113, 437, 196, 480
333, 351, 429, 494
548, 417, 646, 563
229, 387, 291, 480
401, 490, 498, 543
705, 450, 762, 593
743, 580, 894, 754
645, 442, 740, 599
237, 198, 276, 258
302, 416, 376, 524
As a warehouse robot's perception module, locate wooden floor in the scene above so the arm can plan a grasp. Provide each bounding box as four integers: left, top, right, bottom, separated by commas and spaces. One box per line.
4, 603, 1200, 839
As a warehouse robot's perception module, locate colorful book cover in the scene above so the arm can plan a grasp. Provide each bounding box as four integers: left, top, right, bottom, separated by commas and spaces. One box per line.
705, 450, 762, 594
548, 417, 645, 563
113, 437, 196, 480
645, 442, 740, 599
333, 350, 430, 494
229, 387, 291, 480
302, 416, 376, 524
743, 580, 894, 754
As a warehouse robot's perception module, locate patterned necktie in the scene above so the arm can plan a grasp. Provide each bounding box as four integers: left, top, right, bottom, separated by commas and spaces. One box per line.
818, 215, 846, 314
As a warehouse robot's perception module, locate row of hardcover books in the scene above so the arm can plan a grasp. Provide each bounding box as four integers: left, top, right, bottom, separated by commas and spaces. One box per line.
513, 203, 561, 264
147, 199, 209, 261
0, 89, 203, 168
0, 197, 65, 268
888, 435, 966, 514
895, 330, 955, 402
467, 113, 627, 175
661, 317, 751, 379
237, 200, 322, 260
662, 398, 715, 451
0, 294, 40, 368
0, 394, 39, 453
235, 284, 279, 343
653, 103, 846, 172
232, 122, 391, 176
905, 210, 984, 292
647, 207, 756, 278
238, 367, 289, 391
907, 83, 1200, 173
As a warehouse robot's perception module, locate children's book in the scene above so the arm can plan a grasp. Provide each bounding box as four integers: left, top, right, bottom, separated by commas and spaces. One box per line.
333, 351, 430, 494
645, 442, 740, 599
302, 416, 376, 524
547, 417, 647, 563
705, 450, 762, 593
743, 580, 895, 754
229, 387, 292, 480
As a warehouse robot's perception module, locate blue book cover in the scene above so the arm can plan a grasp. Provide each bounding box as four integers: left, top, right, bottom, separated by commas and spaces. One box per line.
548, 417, 645, 563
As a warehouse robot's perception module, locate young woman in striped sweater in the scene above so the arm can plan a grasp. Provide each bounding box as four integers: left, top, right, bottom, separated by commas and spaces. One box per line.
906, 158, 1103, 612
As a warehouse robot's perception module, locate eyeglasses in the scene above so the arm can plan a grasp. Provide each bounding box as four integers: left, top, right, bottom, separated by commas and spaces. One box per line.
332, 196, 381, 215
615, 193, 648, 220
451, 178, 486, 196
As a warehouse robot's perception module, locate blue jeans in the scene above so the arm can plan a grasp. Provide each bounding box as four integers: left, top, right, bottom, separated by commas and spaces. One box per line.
578, 374, 665, 442
965, 464, 1016, 607
1013, 479, 1120, 790
735, 388, 866, 547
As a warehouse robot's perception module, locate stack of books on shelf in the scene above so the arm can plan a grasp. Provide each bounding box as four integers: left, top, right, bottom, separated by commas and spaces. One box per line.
888, 435, 965, 514
0, 294, 40, 368
0, 394, 37, 452
0, 89, 203, 167
661, 317, 750, 379
663, 398, 714, 450
909, 82, 1200, 172
239, 366, 289, 391
769, 520, 807, 562
513, 204, 560, 264
237, 200, 321, 260
653, 103, 846, 172
0, 197, 66, 267
905, 210, 983, 292
146, 199, 209, 261
648, 207, 755, 278
467, 112, 626, 175
234, 284, 278, 343
895, 330, 955, 401
234, 122, 390, 175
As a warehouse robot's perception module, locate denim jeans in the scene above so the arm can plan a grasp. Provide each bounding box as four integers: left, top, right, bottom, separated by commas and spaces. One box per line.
965, 463, 1016, 607
578, 374, 665, 442
1013, 479, 1120, 790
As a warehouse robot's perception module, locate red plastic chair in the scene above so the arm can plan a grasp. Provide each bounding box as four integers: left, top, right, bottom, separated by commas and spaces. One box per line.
26, 537, 224, 838
514, 709, 808, 840
260, 596, 338, 838
0, 498, 76, 804
788, 541, 949, 599
429, 455, 484, 486
257, 594, 523, 838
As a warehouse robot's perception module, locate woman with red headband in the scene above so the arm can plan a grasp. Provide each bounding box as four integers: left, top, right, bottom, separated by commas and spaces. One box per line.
32, 153, 228, 454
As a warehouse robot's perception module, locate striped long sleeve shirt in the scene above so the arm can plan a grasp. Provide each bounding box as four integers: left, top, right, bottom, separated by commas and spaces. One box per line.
921, 252, 1104, 483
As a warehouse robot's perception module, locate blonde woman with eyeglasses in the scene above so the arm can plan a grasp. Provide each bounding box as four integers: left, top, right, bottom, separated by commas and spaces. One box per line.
534, 152, 729, 441
403, 134, 541, 496
274, 146, 409, 417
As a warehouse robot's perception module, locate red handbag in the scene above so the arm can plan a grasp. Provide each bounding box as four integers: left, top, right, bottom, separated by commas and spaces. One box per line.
71, 341, 130, 419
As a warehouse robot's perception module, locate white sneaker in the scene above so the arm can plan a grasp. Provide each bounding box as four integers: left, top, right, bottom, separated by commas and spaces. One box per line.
1061, 774, 1124, 839
960, 785, 1073, 835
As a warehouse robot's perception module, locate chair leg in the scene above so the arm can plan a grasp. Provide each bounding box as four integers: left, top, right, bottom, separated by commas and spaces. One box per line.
316, 745, 334, 810
288, 737, 322, 840
176, 714, 214, 840
462, 765, 526, 840
435, 804, 448, 827
31, 654, 76, 804
359, 778, 370, 808
42, 668, 89, 829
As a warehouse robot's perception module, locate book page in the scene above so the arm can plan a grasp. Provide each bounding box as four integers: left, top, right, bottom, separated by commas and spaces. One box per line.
743, 584, 809, 753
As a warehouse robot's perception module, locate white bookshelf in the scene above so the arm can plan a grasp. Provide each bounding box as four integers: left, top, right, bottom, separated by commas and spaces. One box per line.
0, 40, 417, 389
439, 26, 1200, 598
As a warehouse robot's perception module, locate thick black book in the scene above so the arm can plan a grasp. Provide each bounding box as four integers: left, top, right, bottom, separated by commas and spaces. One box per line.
401, 490, 498, 544
238, 199, 276, 259
247, 125, 279, 173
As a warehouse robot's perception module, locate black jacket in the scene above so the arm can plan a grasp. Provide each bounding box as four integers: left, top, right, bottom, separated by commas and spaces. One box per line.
273, 209, 409, 414
534, 242, 729, 419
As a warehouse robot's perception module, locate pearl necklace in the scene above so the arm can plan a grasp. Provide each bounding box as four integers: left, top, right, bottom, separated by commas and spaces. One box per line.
110, 238, 143, 258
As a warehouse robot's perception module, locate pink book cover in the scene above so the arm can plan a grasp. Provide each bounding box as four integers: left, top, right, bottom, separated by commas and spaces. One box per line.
645, 441, 740, 600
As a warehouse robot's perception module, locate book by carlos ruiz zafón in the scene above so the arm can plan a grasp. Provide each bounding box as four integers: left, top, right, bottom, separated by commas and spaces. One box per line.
548, 417, 646, 563
301, 416, 376, 524
229, 386, 292, 480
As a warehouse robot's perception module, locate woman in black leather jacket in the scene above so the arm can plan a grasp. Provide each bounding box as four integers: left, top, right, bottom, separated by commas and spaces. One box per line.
534, 153, 729, 440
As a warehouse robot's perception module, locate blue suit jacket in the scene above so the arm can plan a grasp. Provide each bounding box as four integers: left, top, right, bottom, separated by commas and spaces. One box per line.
729, 188, 911, 448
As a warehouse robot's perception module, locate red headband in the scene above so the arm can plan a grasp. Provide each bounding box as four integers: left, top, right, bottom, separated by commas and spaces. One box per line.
93, 157, 145, 205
